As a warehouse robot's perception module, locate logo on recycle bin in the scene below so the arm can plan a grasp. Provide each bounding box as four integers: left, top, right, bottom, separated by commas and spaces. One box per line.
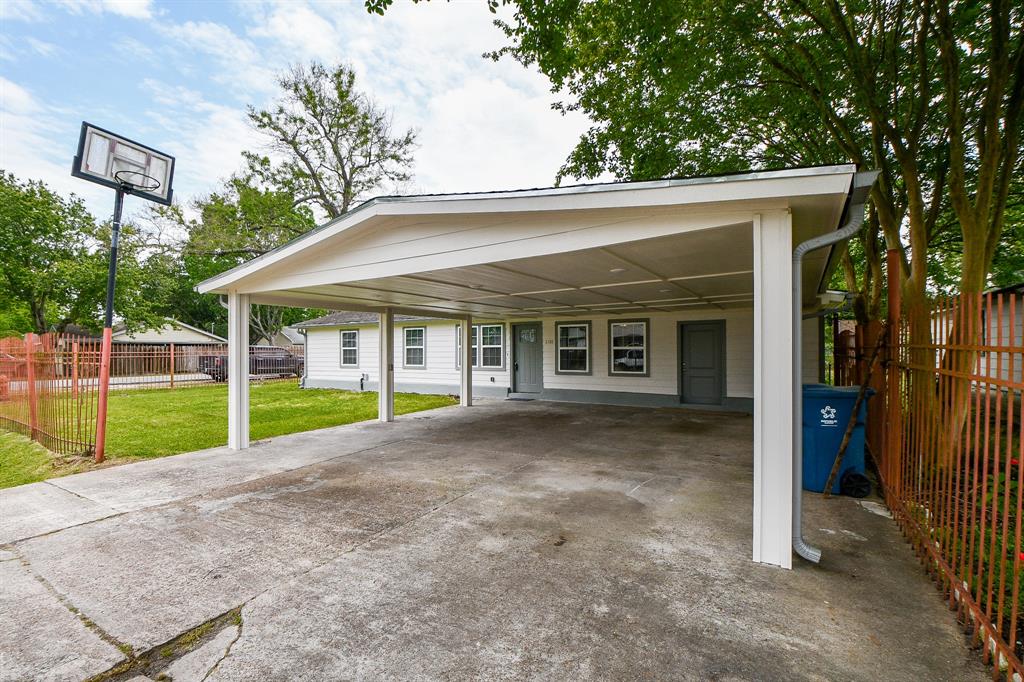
820, 405, 838, 426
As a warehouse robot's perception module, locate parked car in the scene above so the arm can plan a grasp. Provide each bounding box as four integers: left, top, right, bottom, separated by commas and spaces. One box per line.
198, 346, 304, 382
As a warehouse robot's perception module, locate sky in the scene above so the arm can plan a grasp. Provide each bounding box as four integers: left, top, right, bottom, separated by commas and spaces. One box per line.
0, 0, 594, 223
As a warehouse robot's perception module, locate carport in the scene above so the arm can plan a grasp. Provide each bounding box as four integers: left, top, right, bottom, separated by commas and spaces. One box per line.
197, 165, 874, 569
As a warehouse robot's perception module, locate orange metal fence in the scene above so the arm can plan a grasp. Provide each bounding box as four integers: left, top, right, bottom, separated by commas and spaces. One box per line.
880, 290, 1023, 678
0, 333, 102, 456
0, 334, 304, 456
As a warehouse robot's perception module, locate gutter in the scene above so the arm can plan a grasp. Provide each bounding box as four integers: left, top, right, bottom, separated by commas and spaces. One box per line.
791, 170, 878, 564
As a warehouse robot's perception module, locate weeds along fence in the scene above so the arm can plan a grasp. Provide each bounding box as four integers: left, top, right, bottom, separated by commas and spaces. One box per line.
0, 333, 304, 456
881, 291, 1023, 678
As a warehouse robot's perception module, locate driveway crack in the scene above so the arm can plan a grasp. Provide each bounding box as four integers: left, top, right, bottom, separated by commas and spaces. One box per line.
9, 546, 133, 660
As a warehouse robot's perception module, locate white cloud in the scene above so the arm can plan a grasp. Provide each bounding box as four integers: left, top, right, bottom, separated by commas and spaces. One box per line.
0, 0, 44, 22
2, 0, 596, 222
0, 77, 113, 216
158, 20, 277, 95
25, 37, 59, 57
53, 0, 154, 19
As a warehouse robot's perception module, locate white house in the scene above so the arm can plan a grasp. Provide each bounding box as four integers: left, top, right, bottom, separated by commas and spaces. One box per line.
296, 310, 825, 411
111, 318, 226, 344
197, 165, 877, 569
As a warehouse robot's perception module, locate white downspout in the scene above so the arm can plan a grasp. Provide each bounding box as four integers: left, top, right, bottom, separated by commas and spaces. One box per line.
792, 170, 878, 563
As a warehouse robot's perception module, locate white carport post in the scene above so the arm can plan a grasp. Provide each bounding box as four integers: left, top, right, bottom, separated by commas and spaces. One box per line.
460, 315, 473, 407
752, 211, 794, 569
378, 308, 395, 422
227, 292, 250, 450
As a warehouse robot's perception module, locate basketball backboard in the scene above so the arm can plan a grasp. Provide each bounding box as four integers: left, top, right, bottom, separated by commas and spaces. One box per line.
71, 122, 175, 205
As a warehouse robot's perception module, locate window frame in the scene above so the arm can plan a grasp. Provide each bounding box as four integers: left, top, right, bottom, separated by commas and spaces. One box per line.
608, 318, 651, 377
402, 326, 426, 369
555, 320, 592, 375
339, 328, 359, 368
456, 323, 506, 371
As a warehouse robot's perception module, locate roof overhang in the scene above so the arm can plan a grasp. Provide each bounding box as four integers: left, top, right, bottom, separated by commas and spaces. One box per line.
198, 165, 868, 319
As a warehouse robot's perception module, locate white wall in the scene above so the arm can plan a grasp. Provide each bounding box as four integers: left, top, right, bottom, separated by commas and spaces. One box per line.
305, 308, 772, 402
305, 322, 511, 390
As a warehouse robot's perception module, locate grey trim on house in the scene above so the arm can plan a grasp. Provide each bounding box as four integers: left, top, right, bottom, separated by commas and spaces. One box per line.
607, 318, 651, 378
510, 388, 753, 413
554, 320, 593, 376
302, 377, 753, 413
402, 326, 427, 369
303, 377, 509, 398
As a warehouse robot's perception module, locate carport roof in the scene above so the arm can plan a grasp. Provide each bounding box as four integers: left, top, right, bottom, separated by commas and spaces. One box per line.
197, 164, 863, 319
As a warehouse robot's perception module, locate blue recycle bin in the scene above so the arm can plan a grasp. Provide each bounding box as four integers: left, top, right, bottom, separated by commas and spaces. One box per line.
802, 384, 874, 495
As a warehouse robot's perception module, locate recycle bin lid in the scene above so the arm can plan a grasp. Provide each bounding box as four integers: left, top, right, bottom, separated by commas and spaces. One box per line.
802, 383, 875, 397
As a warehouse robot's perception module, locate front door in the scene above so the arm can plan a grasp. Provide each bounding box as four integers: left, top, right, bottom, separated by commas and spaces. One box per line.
513, 323, 543, 393
680, 321, 724, 405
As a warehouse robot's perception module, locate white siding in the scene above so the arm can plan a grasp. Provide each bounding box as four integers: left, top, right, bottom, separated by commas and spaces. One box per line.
305, 322, 512, 389
305, 308, 765, 401
538, 310, 754, 397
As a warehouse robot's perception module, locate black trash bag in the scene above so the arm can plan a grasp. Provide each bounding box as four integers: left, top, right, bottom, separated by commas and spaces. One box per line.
840, 470, 872, 498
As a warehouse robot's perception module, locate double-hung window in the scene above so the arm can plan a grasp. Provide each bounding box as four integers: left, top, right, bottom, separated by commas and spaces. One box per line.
404, 327, 425, 368
556, 322, 590, 374
339, 329, 359, 367
457, 324, 504, 369
609, 319, 649, 376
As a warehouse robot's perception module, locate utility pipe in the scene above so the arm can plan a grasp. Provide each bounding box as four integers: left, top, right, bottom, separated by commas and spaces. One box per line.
792, 170, 878, 563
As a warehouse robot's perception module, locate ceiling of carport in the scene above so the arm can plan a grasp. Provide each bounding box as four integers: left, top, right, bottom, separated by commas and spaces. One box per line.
273, 222, 757, 319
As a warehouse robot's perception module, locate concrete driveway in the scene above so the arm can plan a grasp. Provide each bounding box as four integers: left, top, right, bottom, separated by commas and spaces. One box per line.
0, 400, 984, 681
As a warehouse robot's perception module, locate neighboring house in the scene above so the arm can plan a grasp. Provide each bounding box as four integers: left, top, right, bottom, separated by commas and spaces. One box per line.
931, 282, 1024, 385
256, 325, 305, 347
297, 311, 823, 410
198, 164, 876, 569
111, 318, 226, 345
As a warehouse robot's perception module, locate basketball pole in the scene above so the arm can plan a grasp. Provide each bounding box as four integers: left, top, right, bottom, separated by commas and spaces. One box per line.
94, 186, 125, 464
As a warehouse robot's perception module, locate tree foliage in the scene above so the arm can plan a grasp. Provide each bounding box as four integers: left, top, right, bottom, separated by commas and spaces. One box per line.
0, 172, 164, 334
468, 0, 1023, 319
151, 177, 324, 344
245, 62, 417, 220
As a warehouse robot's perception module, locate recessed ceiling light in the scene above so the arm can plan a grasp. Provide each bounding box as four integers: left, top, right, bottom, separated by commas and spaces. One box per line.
609, 267, 626, 273
659, 288, 671, 293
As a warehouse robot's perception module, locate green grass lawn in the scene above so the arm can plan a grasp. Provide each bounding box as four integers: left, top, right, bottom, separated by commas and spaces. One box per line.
0, 382, 456, 488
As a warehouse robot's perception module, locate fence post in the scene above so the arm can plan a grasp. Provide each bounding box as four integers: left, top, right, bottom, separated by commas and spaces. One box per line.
885, 249, 902, 494
71, 341, 79, 399
94, 328, 112, 463
24, 333, 38, 441
169, 343, 175, 389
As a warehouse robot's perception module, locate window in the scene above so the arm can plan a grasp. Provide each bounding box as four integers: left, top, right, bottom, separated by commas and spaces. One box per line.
609, 319, 649, 376
479, 324, 503, 368
457, 324, 504, 369
339, 329, 358, 367
556, 322, 591, 374
404, 327, 425, 367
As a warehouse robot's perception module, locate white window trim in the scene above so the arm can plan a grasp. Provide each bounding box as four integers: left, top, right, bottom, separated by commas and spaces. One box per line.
339, 329, 359, 368
403, 326, 426, 368
608, 319, 650, 377
555, 321, 591, 375
457, 323, 505, 370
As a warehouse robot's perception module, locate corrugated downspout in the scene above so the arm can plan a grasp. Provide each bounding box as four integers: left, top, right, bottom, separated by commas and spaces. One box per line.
792, 170, 878, 564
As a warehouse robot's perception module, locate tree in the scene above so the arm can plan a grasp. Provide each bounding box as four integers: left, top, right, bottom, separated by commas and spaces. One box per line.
0, 172, 165, 334
153, 177, 324, 344
393, 0, 1022, 318
245, 62, 417, 219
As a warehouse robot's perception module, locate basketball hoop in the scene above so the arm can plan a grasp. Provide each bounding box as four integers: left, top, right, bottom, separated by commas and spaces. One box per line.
70, 121, 178, 464
113, 169, 161, 194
